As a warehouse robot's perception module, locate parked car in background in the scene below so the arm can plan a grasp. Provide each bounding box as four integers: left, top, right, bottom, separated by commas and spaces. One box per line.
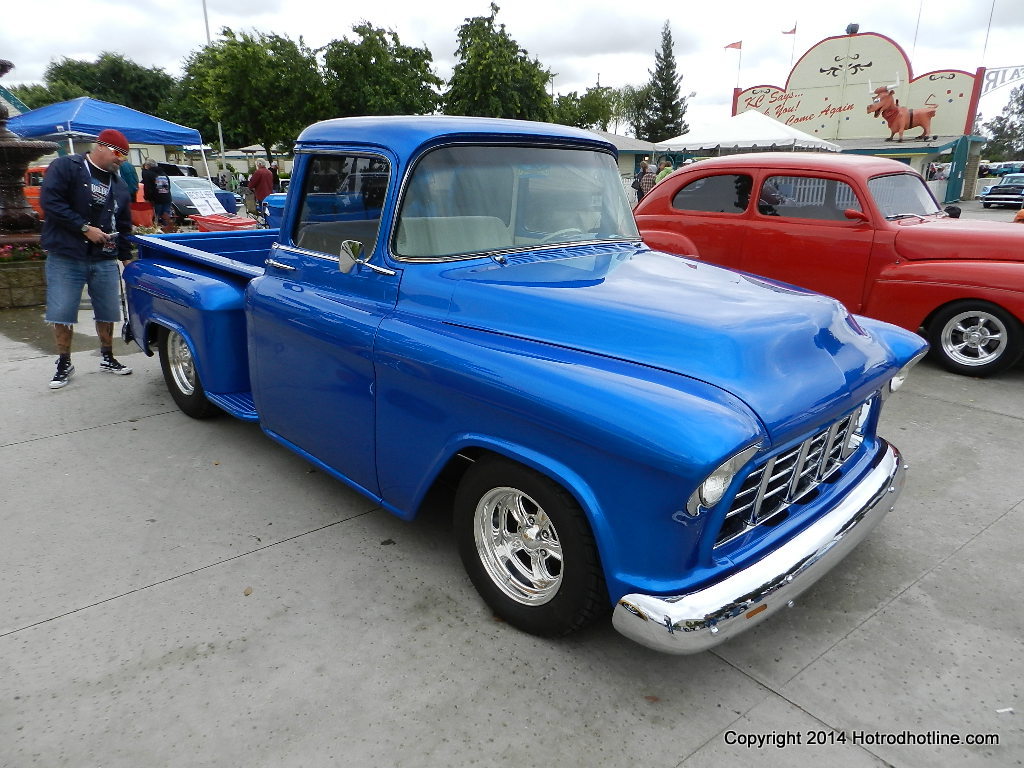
23, 165, 46, 219
168, 176, 239, 224
993, 161, 1024, 177
980, 173, 1024, 209
635, 152, 1024, 377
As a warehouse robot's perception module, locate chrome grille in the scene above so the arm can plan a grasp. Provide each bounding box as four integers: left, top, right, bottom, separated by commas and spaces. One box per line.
716, 401, 870, 547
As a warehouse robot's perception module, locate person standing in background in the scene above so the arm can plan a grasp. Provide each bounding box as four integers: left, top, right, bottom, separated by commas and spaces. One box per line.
248, 160, 274, 204
142, 159, 173, 229
119, 155, 139, 200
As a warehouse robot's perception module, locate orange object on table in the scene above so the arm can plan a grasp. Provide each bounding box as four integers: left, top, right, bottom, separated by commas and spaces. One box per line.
130, 202, 155, 227
189, 214, 260, 232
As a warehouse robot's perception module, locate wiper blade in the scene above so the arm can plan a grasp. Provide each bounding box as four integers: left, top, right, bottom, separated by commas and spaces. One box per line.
885, 212, 927, 221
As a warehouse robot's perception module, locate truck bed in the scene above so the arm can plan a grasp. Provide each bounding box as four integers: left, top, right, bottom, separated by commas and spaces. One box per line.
132, 228, 279, 277
127, 228, 281, 422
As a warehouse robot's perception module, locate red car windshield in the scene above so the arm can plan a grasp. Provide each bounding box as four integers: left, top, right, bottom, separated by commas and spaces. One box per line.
867, 173, 941, 219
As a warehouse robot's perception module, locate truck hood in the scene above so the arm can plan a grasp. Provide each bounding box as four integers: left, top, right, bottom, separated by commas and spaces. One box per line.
893, 217, 1024, 262
440, 245, 895, 441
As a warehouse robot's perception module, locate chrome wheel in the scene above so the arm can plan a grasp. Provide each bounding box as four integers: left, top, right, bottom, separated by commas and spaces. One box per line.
473, 486, 563, 606
929, 301, 1024, 378
940, 309, 1008, 368
158, 326, 219, 419
167, 330, 197, 395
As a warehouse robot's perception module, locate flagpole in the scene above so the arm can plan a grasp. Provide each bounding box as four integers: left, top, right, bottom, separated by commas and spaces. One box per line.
790, 29, 797, 68
736, 46, 743, 89
981, 0, 996, 63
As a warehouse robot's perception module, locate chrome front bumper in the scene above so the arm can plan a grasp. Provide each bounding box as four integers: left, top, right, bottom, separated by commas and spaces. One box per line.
612, 440, 905, 654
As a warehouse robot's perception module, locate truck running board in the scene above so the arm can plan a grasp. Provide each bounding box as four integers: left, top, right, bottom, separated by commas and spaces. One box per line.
205, 391, 258, 422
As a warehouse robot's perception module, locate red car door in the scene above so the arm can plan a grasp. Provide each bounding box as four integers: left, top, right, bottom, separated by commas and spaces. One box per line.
739, 173, 874, 311
639, 172, 755, 269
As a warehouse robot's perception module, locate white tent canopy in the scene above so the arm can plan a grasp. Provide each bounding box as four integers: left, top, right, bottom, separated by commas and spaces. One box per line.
657, 110, 840, 152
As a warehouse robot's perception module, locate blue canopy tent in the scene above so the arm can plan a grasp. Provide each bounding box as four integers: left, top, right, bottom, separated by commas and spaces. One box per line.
7, 97, 211, 176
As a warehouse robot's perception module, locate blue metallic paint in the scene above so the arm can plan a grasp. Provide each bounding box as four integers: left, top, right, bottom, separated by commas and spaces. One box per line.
123, 116, 930, 647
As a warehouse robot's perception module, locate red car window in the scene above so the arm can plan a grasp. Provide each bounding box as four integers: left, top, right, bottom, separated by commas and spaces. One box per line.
671, 174, 752, 214
759, 176, 862, 221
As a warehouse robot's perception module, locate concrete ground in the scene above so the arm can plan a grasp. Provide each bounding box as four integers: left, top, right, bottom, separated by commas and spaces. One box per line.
1, 205, 1021, 767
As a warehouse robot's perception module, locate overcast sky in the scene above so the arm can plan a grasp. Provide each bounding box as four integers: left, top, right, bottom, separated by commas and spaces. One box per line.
3, 0, 1023, 130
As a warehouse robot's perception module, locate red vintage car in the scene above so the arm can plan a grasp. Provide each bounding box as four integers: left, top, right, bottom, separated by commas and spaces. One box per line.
634, 153, 1024, 377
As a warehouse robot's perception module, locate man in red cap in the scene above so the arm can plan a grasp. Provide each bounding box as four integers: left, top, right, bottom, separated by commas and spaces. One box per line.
40, 128, 135, 388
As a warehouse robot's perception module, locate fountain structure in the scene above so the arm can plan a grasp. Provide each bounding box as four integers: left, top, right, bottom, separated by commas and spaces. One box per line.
0, 60, 58, 242
0, 60, 58, 307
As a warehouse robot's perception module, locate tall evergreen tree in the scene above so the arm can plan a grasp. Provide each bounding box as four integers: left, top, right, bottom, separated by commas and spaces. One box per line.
443, 3, 553, 121
638, 22, 689, 142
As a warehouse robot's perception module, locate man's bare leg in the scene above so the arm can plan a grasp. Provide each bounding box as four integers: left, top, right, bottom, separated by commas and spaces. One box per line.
96, 321, 113, 350
53, 323, 73, 355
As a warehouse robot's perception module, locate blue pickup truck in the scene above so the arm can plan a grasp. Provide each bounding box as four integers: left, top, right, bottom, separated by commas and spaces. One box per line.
124, 116, 927, 654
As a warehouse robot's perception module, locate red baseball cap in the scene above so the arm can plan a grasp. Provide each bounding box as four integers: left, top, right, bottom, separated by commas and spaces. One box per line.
96, 129, 130, 155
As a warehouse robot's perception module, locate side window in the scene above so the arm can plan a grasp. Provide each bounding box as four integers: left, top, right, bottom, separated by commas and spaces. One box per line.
759, 175, 862, 220
671, 174, 752, 214
293, 154, 390, 264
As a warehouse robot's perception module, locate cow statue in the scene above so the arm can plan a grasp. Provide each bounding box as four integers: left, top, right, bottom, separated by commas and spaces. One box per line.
867, 77, 937, 142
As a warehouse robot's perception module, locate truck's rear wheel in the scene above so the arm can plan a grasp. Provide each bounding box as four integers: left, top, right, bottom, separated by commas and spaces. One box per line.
158, 327, 220, 419
928, 301, 1024, 377
454, 457, 607, 637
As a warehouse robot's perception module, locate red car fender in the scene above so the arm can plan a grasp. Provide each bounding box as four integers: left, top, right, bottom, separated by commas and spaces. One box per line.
866, 260, 1024, 331
638, 226, 701, 258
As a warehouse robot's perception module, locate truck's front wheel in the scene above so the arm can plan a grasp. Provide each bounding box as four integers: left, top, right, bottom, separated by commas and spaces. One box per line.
158, 327, 220, 419
454, 457, 608, 637
928, 301, 1024, 377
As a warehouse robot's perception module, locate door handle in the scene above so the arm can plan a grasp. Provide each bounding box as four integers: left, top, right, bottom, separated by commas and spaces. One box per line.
265, 258, 295, 271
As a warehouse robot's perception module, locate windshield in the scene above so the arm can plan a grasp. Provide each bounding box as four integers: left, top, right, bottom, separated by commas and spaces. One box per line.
394, 144, 639, 259
172, 178, 216, 191
867, 173, 941, 218
1000, 174, 1024, 185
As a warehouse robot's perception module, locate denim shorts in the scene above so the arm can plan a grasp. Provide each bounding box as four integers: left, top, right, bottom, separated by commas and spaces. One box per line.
45, 253, 121, 325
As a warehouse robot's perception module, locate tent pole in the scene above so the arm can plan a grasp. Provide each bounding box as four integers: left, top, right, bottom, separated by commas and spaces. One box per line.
200, 147, 213, 180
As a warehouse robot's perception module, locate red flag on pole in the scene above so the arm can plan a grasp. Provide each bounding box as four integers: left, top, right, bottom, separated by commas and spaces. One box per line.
724, 41, 742, 50
782, 25, 797, 35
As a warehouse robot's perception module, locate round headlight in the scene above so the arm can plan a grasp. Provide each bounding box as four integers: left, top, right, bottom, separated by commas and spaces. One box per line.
699, 469, 733, 508
687, 443, 761, 515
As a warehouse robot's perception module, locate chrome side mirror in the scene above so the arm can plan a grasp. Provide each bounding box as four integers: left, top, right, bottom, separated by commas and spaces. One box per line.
340, 239, 396, 276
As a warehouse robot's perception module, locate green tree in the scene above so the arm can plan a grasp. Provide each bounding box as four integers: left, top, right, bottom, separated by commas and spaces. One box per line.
36, 53, 175, 115
578, 86, 615, 131
553, 86, 615, 131
637, 22, 689, 142
8, 80, 88, 109
617, 84, 654, 138
443, 3, 553, 121
321, 23, 443, 117
982, 85, 1024, 161
168, 29, 325, 160
553, 91, 583, 127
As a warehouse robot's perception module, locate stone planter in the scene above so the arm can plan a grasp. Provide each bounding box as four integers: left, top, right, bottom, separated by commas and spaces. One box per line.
0, 260, 46, 308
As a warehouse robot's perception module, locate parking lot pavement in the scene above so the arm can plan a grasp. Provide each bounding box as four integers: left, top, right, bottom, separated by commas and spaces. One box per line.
1, 304, 1022, 768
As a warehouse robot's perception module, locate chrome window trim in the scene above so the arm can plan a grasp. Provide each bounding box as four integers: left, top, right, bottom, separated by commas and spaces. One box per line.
288, 149, 392, 265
